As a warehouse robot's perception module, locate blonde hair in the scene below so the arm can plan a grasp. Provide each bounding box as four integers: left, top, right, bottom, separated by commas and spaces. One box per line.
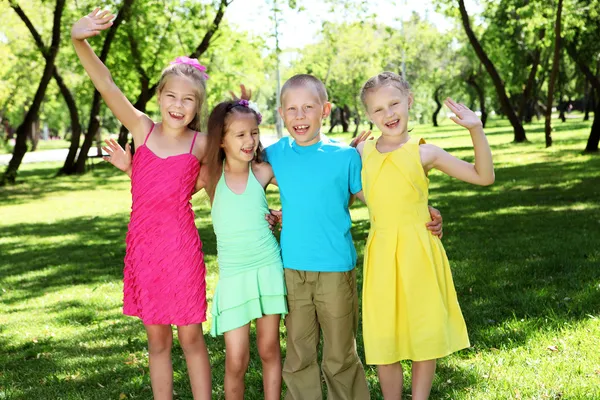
156, 63, 208, 131
281, 74, 328, 103
360, 71, 411, 109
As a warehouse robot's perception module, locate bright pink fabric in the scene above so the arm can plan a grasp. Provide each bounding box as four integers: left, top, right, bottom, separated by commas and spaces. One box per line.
123, 125, 206, 325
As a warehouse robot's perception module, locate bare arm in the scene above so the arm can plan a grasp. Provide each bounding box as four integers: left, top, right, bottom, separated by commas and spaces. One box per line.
71, 9, 150, 144
421, 99, 494, 186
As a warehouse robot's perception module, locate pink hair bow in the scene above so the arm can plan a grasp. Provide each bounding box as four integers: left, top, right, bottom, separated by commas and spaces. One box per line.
171, 56, 209, 80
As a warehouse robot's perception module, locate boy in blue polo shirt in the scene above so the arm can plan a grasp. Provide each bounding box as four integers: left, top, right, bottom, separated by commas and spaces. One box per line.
266, 74, 441, 400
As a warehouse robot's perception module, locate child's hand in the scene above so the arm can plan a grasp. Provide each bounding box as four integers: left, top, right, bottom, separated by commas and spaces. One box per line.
349, 130, 373, 148
445, 98, 483, 131
71, 8, 114, 41
102, 138, 132, 173
230, 84, 253, 101
425, 206, 443, 239
265, 209, 282, 233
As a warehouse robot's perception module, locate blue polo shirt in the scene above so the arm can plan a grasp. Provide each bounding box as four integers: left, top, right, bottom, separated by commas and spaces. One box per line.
265, 136, 362, 272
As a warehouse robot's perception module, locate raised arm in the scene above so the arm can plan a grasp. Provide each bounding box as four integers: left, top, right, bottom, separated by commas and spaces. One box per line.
71, 9, 150, 144
420, 98, 494, 186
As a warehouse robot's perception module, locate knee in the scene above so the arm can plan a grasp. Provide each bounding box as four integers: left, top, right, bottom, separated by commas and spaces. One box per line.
178, 330, 204, 354
226, 351, 249, 376
147, 335, 172, 356
258, 338, 281, 364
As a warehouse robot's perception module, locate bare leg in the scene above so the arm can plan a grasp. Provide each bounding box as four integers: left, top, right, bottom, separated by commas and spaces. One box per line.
223, 324, 251, 400
411, 359, 436, 400
177, 324, 212, 399
145, 324, 174, 400
378, 362, 404, 400
256, 314, 283, 400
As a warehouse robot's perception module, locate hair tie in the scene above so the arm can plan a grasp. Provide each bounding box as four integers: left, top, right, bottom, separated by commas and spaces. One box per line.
170, 56, 209, 80
236, 100, 262, 125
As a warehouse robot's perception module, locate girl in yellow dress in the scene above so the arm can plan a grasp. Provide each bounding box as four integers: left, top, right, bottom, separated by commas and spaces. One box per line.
355, 71, 495, 399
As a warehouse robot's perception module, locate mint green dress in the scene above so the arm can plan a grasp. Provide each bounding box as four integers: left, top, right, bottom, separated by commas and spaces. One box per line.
210, 164, 287, 336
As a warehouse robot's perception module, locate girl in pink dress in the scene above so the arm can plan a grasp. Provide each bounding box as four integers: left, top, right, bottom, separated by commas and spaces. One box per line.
72, 9, 211, 399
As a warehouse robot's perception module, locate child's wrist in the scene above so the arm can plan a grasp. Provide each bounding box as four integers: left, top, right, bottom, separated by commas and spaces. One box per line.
468, 124, 484, 134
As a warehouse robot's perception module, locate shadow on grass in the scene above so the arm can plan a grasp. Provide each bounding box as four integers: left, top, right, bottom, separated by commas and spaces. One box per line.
0, 163, 128, 206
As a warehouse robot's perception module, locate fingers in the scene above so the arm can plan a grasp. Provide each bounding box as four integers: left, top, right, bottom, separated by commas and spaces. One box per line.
89, 8, 101, 17
425, 221, 442, 236
449, 116, 465, 126
444, 98, 460, 115
96, 9, 112, 20
97, 22, 114, 30
125, 143, 131, 153
270, 209, 282, 217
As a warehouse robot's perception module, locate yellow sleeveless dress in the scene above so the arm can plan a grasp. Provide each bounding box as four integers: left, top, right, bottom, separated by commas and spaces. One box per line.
361, 137, 470, 364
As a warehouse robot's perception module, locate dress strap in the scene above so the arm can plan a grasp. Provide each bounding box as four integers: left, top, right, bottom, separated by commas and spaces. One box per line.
189, 131, 199, 153
143, 123, 155, 145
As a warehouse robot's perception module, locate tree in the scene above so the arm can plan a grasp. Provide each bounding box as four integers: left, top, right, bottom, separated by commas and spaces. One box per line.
109, 0, 231, 152
1, 0, 65, 185
563, 0, 600, 152
59, 0, 136, 175
8, 2, 83, 175
457, 0, 527, 142
544, 0, 563, 148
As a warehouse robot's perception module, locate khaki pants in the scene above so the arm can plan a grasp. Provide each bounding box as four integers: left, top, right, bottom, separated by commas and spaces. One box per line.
283, 269, 370, 400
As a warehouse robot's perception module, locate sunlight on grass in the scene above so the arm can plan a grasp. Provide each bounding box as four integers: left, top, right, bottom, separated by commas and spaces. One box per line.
1, 117, 599, 399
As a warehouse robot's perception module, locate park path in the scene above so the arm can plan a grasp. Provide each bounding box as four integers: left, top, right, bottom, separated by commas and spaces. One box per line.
0, 135, 282, 166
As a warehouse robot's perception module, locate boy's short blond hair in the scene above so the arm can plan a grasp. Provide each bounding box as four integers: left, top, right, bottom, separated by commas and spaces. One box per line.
281, 74, 329, 103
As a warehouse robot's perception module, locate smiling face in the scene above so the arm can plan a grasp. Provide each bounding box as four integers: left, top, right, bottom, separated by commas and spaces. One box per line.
221, 111, 260, 163
157, 75, 199, 130
279, 85, 331, 146
364, 84, 413, 138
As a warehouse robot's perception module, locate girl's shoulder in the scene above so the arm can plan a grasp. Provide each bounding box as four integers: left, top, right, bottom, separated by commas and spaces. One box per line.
192, 131, 208, 160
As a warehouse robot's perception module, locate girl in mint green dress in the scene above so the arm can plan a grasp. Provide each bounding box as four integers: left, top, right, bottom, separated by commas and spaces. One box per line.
202, 99, 287, 400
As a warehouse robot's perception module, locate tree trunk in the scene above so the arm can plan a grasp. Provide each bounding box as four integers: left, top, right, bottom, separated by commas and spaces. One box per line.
545, 0, 562, 148
341, 105, 350, 132
585, 100, 600, 152
328, 107, 340, 134
352, 102, 360, 138
432, 85, 443, 127
115, 0, 231, 150
519, 29, 545, 122
71, 0, 135, 174
458, 0, 526, 142
9, 2, 82, 176
57, 67, 83, 175
583, 80, 591, 121
566, 43, 600, 152
466, 76, 487, 127
1, 0, 65, 185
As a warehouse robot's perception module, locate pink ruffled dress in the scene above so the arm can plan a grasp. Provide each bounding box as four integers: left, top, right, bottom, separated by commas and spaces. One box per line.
123, 124, 207, 325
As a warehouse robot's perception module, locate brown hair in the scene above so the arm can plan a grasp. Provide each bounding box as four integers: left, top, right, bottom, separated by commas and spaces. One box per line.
360, 71, 411, 110
204, 100, 264, 201
280, 74, 328, 103
156, 63, 207, 131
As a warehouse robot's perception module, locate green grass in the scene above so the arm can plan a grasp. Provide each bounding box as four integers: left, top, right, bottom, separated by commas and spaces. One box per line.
1, 116, 599, 399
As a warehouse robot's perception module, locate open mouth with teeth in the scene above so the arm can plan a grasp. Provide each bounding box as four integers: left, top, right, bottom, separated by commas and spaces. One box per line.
293, 125, 310, 135
241, 148, 254, 155
385, 119, 400, 129
169, 112, 185, 121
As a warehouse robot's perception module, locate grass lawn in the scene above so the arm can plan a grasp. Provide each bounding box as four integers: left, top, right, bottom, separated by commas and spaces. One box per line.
1, 116, 599, 399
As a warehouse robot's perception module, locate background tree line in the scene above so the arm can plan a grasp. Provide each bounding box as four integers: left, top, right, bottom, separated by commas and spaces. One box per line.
1, 0, 598, 185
